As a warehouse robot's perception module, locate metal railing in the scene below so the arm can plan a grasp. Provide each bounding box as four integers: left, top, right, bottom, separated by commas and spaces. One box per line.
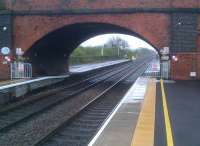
10, 62, 32, 79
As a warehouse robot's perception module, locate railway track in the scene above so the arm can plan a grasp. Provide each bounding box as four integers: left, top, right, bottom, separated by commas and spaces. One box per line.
0, 58, 151, 146
0, 60, 130, 114
0, 61, 135, 132
35, 60, 148, 146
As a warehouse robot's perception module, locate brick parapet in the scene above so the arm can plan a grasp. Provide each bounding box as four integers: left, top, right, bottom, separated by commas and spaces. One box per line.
2, 0, 200, 11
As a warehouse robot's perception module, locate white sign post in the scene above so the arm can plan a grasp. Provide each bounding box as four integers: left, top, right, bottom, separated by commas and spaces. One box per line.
160, 47, 170, 61
16, 48, 24, 56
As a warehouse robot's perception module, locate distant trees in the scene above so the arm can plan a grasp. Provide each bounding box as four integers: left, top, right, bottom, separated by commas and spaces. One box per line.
105, 37, 129, 50
133, 47, 156, 58
71, 46, 101, 57
103, 37, 130, 57
69, 37, 156, 65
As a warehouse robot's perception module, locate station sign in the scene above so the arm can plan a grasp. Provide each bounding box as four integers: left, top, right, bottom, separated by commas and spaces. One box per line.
190, 72, 196, 77
1, 47, 10, 55
160, 47, 169, 55
161, 55, 169, 61
160, 47, 170, 61
16, 48, 24, 56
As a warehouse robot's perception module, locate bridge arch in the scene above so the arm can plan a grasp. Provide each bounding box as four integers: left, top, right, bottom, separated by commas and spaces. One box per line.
24, 22, 159, 76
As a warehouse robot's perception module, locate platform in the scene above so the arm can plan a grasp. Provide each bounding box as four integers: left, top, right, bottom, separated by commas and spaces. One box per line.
88, 77, 155, 146
0, 59, 128, 104
69, 59, 128, 73
88, 75, 200, 146
0, 79, 27, 86
0, 59, 128, 88
155, 80, 200, 146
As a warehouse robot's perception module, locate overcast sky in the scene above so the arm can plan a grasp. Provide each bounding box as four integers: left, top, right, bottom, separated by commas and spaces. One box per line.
81, 34, 156, 51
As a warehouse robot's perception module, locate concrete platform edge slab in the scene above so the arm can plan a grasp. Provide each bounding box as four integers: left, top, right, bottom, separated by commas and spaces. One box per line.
88, 77, 150, 146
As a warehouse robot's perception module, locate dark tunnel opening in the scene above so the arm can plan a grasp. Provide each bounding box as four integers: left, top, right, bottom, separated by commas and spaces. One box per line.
25, 22, 158, 76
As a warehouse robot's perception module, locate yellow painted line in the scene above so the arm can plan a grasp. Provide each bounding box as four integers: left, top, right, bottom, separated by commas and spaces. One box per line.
131, 79, 156, 146
160, 79, 174, 146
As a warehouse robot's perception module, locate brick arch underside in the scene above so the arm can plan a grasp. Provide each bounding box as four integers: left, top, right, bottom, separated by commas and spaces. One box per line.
14, 14, 170, 76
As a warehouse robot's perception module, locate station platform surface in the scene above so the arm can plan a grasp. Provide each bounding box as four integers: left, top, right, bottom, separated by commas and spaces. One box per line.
88, 77, 154, 146
88, 78, 200, 146
69, 59, 128, 73
155, 80, 200, 146
0, 79, 26, 86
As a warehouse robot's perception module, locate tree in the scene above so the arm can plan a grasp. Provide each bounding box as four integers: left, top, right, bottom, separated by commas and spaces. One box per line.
133, 47, 156, 58
105, 37, 129, 51
104, 37, 130, 57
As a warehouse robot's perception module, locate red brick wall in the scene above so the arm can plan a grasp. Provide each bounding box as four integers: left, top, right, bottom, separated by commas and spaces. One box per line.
3, 0, 170, 10
171, 0, 199, 8
170, 14, 200, 80
0, 56, 10, 80
196, 15, 200, 80
197, 53, 200, 79
2, 0, 200, 80
197, 16, 200, 52
171, 53, 200, 80
13, 13, 170, 53
3, 0, 200, 10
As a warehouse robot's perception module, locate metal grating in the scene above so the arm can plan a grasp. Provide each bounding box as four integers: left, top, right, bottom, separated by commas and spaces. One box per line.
170, 13, 197, 53
0, 14, 12, 50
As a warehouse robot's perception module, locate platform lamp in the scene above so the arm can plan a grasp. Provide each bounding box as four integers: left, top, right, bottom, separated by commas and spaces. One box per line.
0, 25, 7, 32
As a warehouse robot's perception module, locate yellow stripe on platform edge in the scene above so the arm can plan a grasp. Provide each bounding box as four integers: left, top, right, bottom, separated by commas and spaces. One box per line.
160, 79, 174, 146
131, 79, 156, 146
131, 79, 174, 146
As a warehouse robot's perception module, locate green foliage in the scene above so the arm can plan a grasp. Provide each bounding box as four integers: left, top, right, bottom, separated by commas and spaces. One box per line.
69, 37, 156, 65
72, 46, 101, 57
133, 47, 156, 58
69, 45, 136, 65
71, 46, 134, 58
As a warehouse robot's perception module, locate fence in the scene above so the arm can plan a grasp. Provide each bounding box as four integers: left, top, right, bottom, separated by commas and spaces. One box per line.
10, 62, 32, 79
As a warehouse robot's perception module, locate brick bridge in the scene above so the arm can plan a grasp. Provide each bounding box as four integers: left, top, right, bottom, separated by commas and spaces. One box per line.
0, 0, 200, 80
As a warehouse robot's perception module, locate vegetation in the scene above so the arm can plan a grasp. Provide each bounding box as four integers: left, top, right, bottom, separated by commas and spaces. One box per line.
69, 37, 156, 65
133, 47, 156, 58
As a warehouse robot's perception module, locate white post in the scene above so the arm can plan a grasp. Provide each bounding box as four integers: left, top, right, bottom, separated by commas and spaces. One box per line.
101, 47, 104, 56
10, 63, 12, 80
118, 47, 119, 57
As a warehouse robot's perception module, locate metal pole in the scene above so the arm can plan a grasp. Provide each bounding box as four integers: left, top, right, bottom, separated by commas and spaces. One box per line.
101, 47, 104, 56
10, 63, 12, 80
118, 47, 119, 57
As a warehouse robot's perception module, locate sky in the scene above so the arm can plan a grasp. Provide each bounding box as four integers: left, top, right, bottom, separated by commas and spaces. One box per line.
80, 33, 156, 51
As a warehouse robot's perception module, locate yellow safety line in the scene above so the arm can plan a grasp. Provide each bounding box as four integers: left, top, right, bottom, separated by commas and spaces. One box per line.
160, 79, 174, 146
131, 79, 156, 146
